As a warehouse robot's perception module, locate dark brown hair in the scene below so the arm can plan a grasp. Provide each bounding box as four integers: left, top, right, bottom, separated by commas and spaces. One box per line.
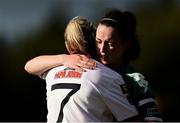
99, 9, 140, 63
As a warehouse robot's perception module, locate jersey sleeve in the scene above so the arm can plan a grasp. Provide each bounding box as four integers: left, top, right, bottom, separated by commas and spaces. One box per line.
39, 71, 48, 80
97, 77, 139, 121
126, 73, 163, 122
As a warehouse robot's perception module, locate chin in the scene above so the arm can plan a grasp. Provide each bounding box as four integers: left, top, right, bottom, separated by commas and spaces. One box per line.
101, 60, 109, 65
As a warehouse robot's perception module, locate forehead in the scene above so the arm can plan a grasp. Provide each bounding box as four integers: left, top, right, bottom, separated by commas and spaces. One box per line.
96, 24, 119, 39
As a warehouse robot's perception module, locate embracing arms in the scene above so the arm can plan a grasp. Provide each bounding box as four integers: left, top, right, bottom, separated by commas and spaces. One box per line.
24, 54, 96, 76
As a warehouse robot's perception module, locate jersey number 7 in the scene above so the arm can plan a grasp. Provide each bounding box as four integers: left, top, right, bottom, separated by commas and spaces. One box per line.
51, 83, 81, 122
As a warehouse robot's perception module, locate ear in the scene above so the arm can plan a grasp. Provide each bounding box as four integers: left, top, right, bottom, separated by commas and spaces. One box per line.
65, 42, 77, 54
65, 42, 71, 54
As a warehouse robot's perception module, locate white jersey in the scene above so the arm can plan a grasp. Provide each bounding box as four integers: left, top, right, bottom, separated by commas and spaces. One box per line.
41, 60, 138, 123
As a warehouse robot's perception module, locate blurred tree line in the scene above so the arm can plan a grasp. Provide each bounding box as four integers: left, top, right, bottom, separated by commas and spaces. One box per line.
0, 0, 180, 121
134, 1, 180, 121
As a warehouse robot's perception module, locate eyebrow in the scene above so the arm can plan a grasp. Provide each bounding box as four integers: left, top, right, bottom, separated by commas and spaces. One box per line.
95, 37, 114, 42
95, 37, 101, 41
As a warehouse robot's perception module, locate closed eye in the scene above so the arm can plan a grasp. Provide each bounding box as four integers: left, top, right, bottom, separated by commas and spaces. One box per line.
96, 39, 102, 44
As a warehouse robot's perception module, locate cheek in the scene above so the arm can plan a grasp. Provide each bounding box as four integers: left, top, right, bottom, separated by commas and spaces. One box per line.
96, 44, 101, 52
109, 45, 118, 52
111, 46, 124, 56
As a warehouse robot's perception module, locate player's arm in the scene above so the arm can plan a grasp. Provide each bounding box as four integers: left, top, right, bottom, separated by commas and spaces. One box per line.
126, 73, 163, 122
137, 93, 163, 122
24, 54, 95, 76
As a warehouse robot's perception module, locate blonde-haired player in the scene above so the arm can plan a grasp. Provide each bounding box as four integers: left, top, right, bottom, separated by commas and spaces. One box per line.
25, 16, 139, 123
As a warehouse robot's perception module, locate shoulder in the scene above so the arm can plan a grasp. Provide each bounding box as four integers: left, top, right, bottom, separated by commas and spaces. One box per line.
96, 61, 121, 78
84, 61, 125, 87
40, 66, 67, 80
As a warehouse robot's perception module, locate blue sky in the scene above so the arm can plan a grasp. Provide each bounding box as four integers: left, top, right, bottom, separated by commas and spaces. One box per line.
0, 0, 179, 43
0, 0, 134, 43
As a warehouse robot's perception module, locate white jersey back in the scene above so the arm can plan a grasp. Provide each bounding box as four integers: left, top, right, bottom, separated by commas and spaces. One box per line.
42, 60, 138, 123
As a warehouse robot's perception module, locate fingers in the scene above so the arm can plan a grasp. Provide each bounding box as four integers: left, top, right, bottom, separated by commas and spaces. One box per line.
73, 64, 86, 72
73, 54, 96, 70
80, 59, 96, 69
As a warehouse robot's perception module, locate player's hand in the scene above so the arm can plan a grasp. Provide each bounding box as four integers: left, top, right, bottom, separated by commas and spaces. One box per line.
63, 54, 96, 72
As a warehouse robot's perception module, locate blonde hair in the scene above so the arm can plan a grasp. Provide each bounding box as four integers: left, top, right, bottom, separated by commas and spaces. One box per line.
64, 16, 95, 54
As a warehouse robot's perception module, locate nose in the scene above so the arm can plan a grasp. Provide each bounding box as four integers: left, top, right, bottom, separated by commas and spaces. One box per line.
100, 41, 108, 55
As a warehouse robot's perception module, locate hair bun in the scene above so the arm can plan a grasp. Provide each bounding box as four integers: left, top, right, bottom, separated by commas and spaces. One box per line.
123, 12, 136, 34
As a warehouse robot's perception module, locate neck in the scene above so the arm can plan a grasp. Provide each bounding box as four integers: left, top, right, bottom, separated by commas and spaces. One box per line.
108, 63, 129, 74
